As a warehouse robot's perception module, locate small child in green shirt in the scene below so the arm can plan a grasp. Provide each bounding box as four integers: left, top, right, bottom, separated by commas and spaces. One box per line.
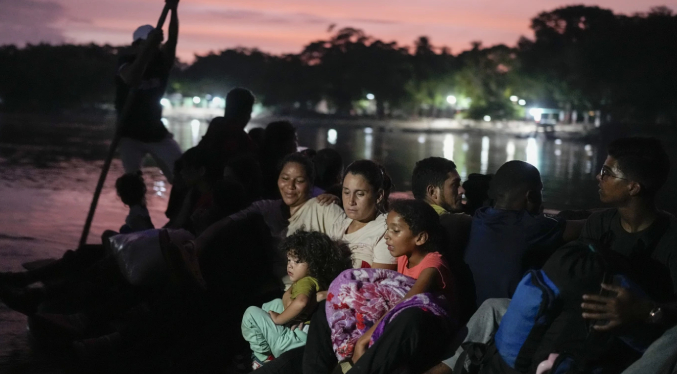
241, 231, 352, 370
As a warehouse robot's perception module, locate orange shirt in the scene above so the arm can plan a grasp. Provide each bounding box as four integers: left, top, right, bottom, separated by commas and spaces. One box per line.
397, 252, 456, 304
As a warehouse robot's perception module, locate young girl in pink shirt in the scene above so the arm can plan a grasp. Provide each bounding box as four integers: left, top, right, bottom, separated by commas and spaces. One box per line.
327, 199, 457, 365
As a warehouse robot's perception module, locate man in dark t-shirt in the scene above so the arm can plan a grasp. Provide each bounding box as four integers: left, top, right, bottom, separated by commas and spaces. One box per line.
464, 160, 583, 307
579, 137, 677, 374
115, 0, 182, 183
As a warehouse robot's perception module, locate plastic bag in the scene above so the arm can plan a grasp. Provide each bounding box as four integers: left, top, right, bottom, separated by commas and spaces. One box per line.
108, 229, 194, 286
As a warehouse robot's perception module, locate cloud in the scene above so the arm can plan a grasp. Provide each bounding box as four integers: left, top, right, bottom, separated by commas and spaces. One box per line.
0, 0, 69, 45
196, 7, 327, 25
348, 18, 400, 25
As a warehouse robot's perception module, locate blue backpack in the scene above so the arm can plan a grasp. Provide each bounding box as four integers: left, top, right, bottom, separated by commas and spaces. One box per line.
455, 239, 663, 374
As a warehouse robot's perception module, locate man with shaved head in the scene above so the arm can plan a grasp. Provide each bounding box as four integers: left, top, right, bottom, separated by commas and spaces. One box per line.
464, 160, 583, 307
423, 160, 583, 374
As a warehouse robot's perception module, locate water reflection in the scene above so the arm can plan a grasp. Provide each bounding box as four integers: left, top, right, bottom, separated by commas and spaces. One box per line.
292, 127, 604, 210
0, 115, 634, 211
506, 140, 515, 162
327, 129, 337, 145
480, 136, 489, 174
526, 137, 539, 168
190, 119, 201, 146
443, 134, 454, 161
364, 134, 373, 160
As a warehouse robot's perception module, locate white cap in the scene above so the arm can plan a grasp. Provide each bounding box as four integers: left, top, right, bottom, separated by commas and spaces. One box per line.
133, 25, 154, 42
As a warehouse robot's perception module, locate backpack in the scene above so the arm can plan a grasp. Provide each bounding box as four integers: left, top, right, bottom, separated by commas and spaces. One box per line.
454, 238, 662, 374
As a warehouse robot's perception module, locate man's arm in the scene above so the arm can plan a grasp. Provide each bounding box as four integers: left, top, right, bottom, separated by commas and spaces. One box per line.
161, 0, 179, 65
119, 29, 163, 86
562, 219, 586, 242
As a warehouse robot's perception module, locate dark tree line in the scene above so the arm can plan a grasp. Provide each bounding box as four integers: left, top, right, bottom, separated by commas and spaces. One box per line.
0, 5, 676, 124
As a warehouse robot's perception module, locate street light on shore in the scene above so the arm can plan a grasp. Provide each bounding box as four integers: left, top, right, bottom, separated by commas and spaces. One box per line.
366, 93, 375, 100
518, 99, 526, 106
193, 96, 201, 104
446, 95, 457, 105
510, 95, 518, 103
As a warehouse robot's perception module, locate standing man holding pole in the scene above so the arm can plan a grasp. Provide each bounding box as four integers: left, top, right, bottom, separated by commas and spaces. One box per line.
78, 0, 179, 247
115, 0, 182, 183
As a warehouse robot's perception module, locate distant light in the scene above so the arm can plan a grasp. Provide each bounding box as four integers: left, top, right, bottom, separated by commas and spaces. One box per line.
518, 99, 526, 106
446, 95, 457, 105
483, 115, 491, 122
328, 129, 338, 145
212, 96, 223, 105
510, 95, 518, 103
192, 96, 201, 104
366, 93, 375, 100
160, 98, 170, 107
364, 127, 373, 134
417, 135, 426, 144
555, 139, 562, 145
529, 108, 543, 122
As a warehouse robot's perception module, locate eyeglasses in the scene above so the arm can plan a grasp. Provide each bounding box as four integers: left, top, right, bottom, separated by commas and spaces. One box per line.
599, 168, 629, 181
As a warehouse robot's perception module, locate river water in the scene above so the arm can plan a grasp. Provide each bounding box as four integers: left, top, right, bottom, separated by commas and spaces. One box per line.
0, 113, 673, 372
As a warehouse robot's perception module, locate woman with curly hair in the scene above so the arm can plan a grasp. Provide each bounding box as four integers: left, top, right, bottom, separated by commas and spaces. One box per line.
241, 231, 351, 369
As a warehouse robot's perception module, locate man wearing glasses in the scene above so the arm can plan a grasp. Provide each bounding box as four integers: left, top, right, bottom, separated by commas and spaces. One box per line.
580, 137, 677, 374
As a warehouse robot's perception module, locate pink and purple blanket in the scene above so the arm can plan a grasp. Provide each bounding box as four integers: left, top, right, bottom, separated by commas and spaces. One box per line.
326, 268, 454, 361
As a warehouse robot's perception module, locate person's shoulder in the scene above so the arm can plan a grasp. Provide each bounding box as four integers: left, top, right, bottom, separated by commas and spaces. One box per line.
117, 50, 135, 65
307, 197, 341, 214
372, 213, 387, 225
294, 276, 321, 291
587, 208, 618, 220
657, 210, 677, 240
441, 212, 471, 221
440, 212, 472, 225
421, 251, 448, 267
534, 212, 565, 224
129, 204, 150, 217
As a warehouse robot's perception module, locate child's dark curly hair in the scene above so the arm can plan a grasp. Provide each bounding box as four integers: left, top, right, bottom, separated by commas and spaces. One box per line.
389, 199, 442, 254
280, 231, 352, 289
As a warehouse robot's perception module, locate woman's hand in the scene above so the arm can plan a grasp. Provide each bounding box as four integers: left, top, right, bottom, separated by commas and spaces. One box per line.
317, 194, 340, 206
352, 333, 371, 364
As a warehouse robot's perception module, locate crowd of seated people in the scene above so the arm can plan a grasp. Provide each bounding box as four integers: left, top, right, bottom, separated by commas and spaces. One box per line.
1, 86, 676, 374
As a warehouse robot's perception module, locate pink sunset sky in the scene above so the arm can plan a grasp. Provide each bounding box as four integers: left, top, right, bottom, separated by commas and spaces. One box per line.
3, 0, 676, 62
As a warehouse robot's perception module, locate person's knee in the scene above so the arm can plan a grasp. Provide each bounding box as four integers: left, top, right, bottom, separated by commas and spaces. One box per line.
478, 298, 510, 312
242, 306, 266, 324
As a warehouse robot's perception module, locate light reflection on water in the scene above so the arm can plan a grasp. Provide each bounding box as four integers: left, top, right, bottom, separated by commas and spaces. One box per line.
0, 115, 604, 214
292, 126, 602, 211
